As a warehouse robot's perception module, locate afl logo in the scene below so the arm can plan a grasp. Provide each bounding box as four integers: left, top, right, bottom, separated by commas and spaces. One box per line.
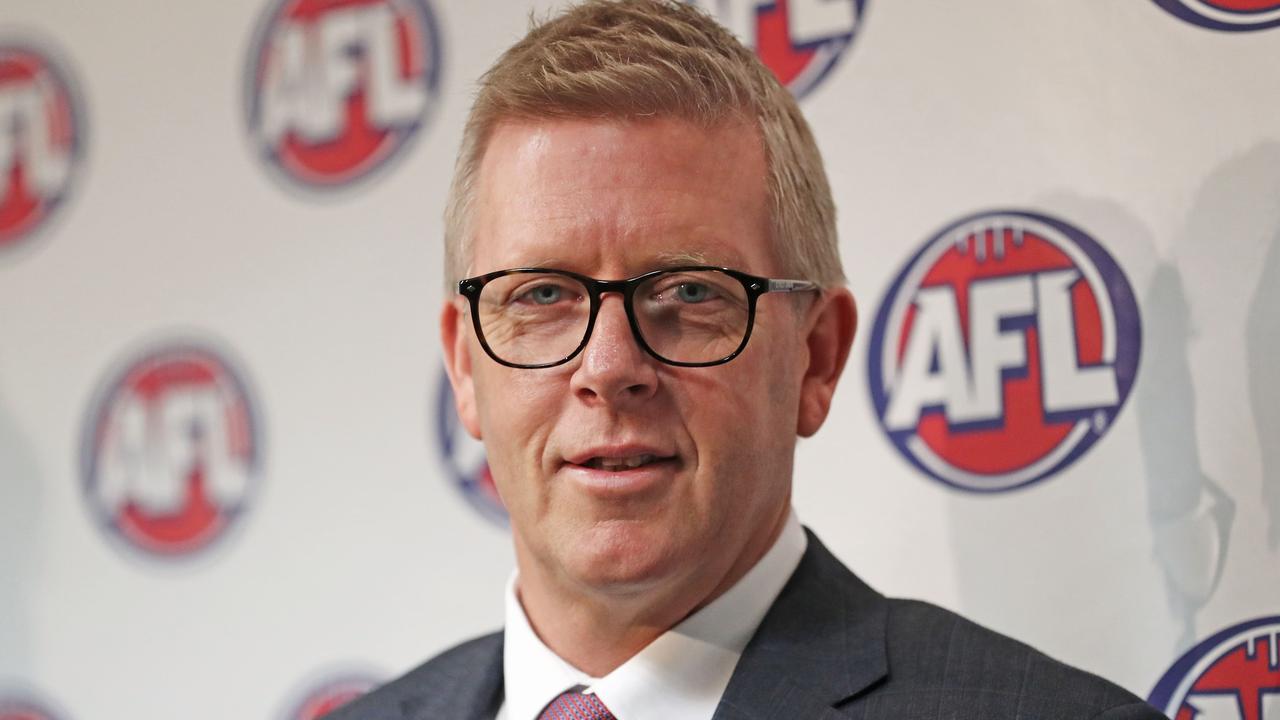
1153, 0, 1280, 31
283, 674, 378, 720
0, 693, 66, 720
688, 0, 865, 98
1149, 616, 1280, 720
245, 0, 442, 191
0, 40, 85, 252
433, 369, 505, 526
867, 210, 1141, 493
81, 341, 263, 559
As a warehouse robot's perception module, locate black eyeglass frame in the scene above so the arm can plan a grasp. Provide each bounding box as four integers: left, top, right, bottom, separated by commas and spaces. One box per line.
457, 265, 820, 369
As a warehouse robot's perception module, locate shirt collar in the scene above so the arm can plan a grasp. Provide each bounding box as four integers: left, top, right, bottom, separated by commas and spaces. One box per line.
502, 509, 807, 720
500, 572, 600, 720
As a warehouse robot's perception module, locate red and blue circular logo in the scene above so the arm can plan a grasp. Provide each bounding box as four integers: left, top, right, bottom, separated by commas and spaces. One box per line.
689, 0, 866, 98
434, 368, 505, 526
1149, 616, 1280, 719
0, 40, 85, 253
283, 673, 378, 720
1153, 0, 1280, 31
0, 693, 66, 720
868, 210, 1142, 493
245, 0, 442, 191
81, 341, 263, 559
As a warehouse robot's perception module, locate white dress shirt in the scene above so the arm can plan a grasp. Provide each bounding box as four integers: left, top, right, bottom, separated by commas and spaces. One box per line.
496, 509, 807, 720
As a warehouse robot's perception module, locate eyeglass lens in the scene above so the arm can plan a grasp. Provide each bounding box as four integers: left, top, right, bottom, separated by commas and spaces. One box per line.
475, 270, 751, 366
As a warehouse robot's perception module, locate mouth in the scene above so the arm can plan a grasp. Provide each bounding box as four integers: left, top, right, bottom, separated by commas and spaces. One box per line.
577, 454, 672, 471
561, 447, 681, 495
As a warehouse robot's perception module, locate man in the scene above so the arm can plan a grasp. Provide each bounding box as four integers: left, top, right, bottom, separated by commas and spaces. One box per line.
330, 1, 1167, 718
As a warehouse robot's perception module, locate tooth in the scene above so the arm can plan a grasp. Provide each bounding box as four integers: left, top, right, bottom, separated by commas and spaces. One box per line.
625, 455, 653, 468
586, 455, 658, 471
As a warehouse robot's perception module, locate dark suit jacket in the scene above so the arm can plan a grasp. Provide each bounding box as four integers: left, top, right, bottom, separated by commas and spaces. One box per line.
326, 530, 1168, 719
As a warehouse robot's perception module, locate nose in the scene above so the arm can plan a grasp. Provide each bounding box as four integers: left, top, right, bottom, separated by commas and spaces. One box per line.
570, 294, 659, 406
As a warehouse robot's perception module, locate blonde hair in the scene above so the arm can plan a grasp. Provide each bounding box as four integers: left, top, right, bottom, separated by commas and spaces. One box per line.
443, 0, 843, 289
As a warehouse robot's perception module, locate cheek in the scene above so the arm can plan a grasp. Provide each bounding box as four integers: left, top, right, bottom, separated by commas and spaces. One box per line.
688, 334, 801, 480
680, 356, 786, 470
755, 314, 804, 419
473, 364, 562, 469
765, 348, 801, 416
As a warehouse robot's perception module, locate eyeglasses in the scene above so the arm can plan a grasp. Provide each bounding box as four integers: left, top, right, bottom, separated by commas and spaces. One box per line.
457, 266, 819, 369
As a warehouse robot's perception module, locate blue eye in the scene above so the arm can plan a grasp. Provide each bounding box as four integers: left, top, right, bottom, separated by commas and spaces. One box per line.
524, 285, 563, 305
675, 282, 714, 303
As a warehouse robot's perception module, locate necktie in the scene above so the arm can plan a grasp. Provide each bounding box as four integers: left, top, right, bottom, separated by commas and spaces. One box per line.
536, 689, 617, 720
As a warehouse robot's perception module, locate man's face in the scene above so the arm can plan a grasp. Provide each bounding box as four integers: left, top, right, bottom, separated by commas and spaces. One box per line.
443, 117, 827, 600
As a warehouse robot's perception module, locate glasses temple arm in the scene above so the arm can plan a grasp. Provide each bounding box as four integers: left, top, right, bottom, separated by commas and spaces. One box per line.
765, 279, 820, 293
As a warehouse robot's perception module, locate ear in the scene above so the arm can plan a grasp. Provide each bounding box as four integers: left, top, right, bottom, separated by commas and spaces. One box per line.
797, 288, 857, 437
441, 296, 483, 439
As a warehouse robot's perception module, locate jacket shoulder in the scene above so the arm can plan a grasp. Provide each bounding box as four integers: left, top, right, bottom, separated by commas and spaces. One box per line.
321, 631, 503, 720
868, 599, 1165, 719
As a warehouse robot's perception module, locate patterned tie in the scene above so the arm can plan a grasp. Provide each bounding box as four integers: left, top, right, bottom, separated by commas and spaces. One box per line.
536, 689, 617, 720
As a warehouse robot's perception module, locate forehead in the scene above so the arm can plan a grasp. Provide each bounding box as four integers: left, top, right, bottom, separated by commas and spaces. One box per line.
469, 116, 772, 276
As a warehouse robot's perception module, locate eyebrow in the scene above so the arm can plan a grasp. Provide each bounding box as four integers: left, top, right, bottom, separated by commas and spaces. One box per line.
501, 247, 749, 274
652, 250, 712, 267
653, 245, 752, 267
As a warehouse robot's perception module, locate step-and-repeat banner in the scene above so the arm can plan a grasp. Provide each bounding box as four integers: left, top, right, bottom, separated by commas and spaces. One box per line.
2, 1, 1278, 718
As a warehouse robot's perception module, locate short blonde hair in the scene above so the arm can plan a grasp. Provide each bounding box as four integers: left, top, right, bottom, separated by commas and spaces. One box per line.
443, 0, 843, 289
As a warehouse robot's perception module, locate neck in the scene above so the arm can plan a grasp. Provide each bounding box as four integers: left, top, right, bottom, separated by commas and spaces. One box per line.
513, 504, 791, 678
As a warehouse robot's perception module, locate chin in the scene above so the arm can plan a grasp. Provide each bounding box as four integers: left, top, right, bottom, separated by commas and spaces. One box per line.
562, 519, 685, 593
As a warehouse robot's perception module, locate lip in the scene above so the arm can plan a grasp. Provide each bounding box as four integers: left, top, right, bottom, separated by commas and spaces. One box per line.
563, 444, 677, 468
560, 444, 680, 498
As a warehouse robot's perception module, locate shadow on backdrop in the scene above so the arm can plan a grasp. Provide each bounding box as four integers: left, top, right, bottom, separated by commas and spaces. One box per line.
1139, 261, 1233, 652
1243, 177, 1280, 552
1148, 141, 1280, 646
0, 385, 39, 667
1176, 142, 1280, 551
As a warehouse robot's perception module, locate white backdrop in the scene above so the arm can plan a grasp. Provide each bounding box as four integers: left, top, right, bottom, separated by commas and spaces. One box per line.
1, 1, 1278, 718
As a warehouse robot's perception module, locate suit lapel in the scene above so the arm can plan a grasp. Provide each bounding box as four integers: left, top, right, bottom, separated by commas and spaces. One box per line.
712, 529, 889, 720
400, 632, 505, 720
